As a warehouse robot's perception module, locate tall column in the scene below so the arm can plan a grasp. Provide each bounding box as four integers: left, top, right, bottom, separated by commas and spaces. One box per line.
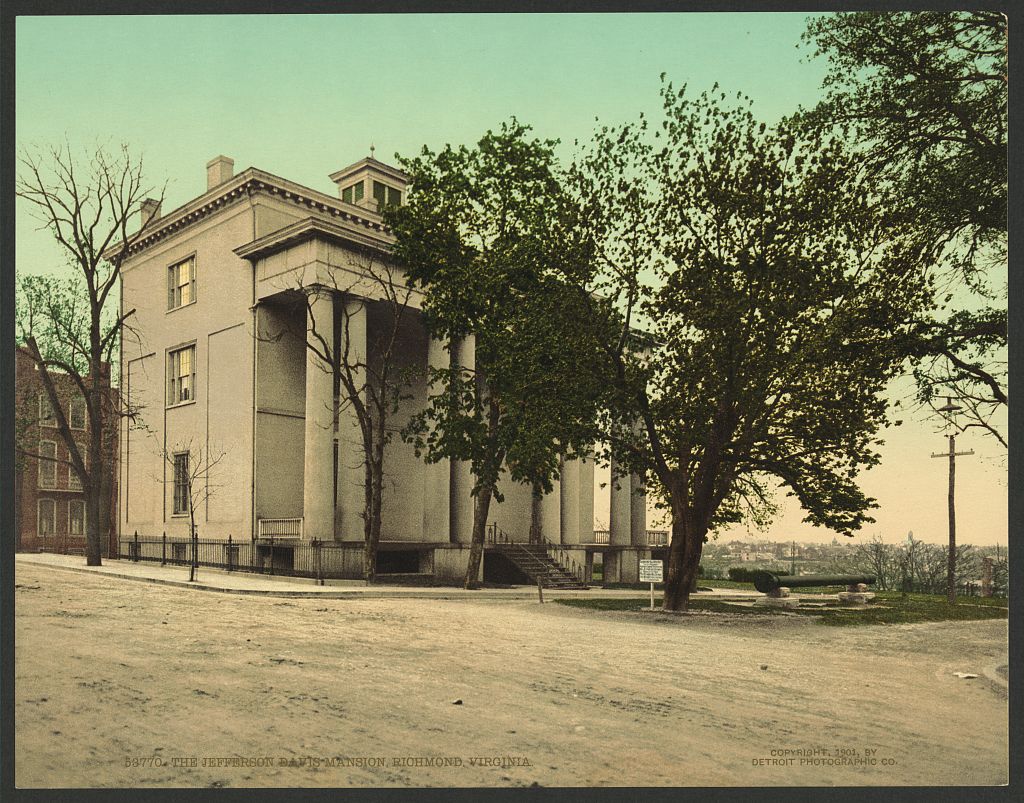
541, 477, 561, 544
561, 449, 595, 544
423, 335, 451, 541
560, 456, 580, 545
303, 289, 335, 541
336, 296, 367, 540
609, 455, 631, 547
449, 334, 475, 544
578, 449, 595, 543
581, 450, 598, 544
630, 471, 647, 546
607, 453, 629, 585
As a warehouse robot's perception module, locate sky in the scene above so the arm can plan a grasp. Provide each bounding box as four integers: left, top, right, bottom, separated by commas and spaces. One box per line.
15, 13, 1008, 546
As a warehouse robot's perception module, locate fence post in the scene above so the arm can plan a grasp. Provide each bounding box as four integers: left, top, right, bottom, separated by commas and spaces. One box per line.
314, 539, 323, 586
161, 533, 167, 566
270, 536, 275, 576
133, 531, 139, 562
227, 534, 233, 572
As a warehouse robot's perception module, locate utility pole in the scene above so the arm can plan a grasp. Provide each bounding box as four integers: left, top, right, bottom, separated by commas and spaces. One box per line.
790, 541, 796, 575
930, 397, 974, 604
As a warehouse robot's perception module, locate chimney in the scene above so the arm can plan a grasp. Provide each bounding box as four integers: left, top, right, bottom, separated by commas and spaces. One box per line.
206, 155, 235, 190
139, 198, 162, 231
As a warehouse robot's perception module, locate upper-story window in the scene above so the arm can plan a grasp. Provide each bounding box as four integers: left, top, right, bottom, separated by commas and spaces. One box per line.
342, 182, 364, 205
39, 394, 56, 426
38, 499, 56, 537
68, 443, 86, 491
168, 256, 196, 310
168, 345, 196, 405
69, 397, 86, 430
69, 499, 86, 535
38, 440, 57, 488
372, 181, 402, 208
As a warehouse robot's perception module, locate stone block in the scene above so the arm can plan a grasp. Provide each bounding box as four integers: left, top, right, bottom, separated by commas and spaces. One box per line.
837, 591, 876, 605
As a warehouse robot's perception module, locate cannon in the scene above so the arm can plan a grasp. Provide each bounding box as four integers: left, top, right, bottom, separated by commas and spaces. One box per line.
751, 571, 876, 595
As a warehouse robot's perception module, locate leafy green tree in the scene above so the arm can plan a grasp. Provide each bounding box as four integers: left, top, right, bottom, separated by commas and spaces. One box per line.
567, 83, 934, 610
389, 121, 604, 587
803, 11, 1007, 445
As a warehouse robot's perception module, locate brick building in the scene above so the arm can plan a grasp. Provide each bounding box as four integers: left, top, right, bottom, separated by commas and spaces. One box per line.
14, 347, 118, 555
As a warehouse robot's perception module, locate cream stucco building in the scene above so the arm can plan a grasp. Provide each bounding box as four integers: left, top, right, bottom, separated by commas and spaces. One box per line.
118, 154, 653, 583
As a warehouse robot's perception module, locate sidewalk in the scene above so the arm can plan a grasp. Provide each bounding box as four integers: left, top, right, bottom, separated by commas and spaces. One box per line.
16, 552, 763, 601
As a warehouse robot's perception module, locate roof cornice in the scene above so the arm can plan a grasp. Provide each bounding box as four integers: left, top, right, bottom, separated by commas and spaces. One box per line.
233, 216, 391, 262
114, 167, 394, 261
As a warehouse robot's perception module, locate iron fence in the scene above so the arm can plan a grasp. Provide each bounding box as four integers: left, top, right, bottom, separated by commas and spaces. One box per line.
117, 533, 364, 584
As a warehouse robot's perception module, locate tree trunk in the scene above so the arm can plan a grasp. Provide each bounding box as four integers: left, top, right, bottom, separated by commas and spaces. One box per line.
86, 336, 104, 566
96, 412, 115, 560
85, 486, 103, 566
465, 486, 493, 589
663, 511, 705, 611
363, 452, 377, 584
366, 416, 390, 584
364, 462, 384, 585
98, 467, 112, 560
188, 506, 197, 582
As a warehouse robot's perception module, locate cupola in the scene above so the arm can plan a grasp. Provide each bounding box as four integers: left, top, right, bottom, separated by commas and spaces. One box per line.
329, 147, 410, 214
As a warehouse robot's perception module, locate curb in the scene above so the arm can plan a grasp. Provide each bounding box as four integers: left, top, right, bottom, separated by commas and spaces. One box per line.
16, 559, 582, 601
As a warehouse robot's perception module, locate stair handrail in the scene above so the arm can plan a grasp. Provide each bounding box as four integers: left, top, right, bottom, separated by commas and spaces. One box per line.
494, 531, 587, 587
540, 535, 585, 583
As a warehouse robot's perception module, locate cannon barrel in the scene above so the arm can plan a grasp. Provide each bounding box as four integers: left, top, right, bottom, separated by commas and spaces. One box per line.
752, 572, 876, 594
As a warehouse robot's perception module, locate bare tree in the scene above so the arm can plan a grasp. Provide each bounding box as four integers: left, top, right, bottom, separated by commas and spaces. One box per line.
895, 535, 923, 595
16, 143, 164, 565
916, 542, 979, 595
852, 535, 899, 590
161, 440, 228, 582
916, 543, 949, 595
261, 249, 416, 583
990, 545, 1008, 597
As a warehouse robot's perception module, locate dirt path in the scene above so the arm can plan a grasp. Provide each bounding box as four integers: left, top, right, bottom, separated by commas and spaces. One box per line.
15, 562, 1007, 788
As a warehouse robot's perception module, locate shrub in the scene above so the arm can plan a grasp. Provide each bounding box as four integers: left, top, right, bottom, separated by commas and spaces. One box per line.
727, 566, 761, 582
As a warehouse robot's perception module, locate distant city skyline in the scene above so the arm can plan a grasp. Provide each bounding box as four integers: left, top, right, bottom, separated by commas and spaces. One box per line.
16, 13, 1007, 547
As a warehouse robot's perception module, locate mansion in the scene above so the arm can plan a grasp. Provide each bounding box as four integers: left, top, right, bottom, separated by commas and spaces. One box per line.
118, 154, 655, 583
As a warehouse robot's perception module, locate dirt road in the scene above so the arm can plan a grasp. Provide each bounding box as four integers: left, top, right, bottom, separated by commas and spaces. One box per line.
15, 561, 1007, 787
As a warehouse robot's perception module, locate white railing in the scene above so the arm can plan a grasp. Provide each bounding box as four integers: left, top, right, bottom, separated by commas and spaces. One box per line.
590, 530, 669, 546
646, 531, 669, 546
257, 518, 303, 540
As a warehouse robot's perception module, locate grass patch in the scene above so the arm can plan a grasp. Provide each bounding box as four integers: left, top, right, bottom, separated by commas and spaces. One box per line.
555, 597, 785, 615
555, 593, 1008, 626
872, 591, 1008, 608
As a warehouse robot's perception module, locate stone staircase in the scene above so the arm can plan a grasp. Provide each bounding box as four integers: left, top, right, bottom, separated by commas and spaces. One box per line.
490, 540, 588, 590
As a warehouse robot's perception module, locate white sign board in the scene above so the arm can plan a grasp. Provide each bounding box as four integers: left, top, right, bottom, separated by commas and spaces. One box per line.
639, 560, 664, 583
